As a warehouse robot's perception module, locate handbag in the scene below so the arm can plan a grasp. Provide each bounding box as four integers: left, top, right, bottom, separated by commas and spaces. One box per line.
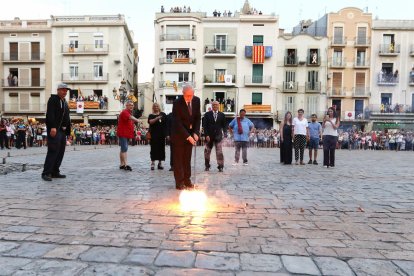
145, 131, 151, 140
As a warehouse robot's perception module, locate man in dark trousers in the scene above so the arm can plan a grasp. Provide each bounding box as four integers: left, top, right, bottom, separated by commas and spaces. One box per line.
42, 83, 71, 181
203, 101, 227, 172
171, 84, 201, 190
166, 112, 174, 171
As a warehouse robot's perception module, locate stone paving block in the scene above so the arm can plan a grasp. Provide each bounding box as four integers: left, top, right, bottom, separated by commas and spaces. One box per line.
160, 240, 193, 251
130, 239, 162, 248
4, 242, 56, 258
0, 231, 32, 241
23, 234, 65, 243
281, 255, 321, 275
14, 260, 87, 276
195, 252, 240, 271
124, 248, 159, 266
156, 268, 233, 276
306, 238, 346, 247
0, 241, 19, 253
4, 225, 39, 233
314, 257, 354, 276
194, 241, 227, 252
333, 247, 385, 259
393, 260, 414, 276
380, 250, 414, 261
348, 258, 401, 276
43, 245, 90, 260
154, 250, 195, 268
240, 253, 283, 272
227, 242, 260, 253
0, 256, 32, 275
307, 246, 338, 257
79, 246, 130, 263
237, 272, 290, 276
82, 263, 154, 276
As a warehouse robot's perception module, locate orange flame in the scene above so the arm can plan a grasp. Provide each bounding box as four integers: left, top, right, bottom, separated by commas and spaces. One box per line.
179, 190, 208, 212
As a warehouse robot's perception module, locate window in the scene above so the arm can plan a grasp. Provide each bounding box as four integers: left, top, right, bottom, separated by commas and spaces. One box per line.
94, 39, 104, 49
178, 72, 189, 82
333, 50, 343, 66
215, 69, 226, 83
253, 35, 263, 46
332, 72, 342, 95
307, 71, 319, 90
94, 63, 103, 79
252, 93, 262, 105
215, 35, 227, 52
306, 96, 319, 115
252, 64, 263, 83
357, 27, 367, 44
284, 95, 295, 112
308, 48, 319, 65
166, 25, 190, 39
285, 71, 296, 82
333, 27, 343, 44
355, 99, 364, 118
356, 50, 366, 66
69, 39, 78, 49
286, 49, 297, 65
69, 63, 79, 79
166, 49, 189, 60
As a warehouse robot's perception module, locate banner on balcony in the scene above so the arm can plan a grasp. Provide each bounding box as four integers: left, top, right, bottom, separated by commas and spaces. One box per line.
344, 111, 355, 120
252, 46, 265, 64
224, 75, 233, 85
77, 101, 84, 114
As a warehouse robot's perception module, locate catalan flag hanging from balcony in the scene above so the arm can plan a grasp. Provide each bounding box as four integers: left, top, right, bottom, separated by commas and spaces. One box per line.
252, 45, 265, 64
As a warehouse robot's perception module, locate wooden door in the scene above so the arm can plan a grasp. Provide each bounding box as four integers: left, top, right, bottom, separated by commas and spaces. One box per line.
31, 68, 40, 86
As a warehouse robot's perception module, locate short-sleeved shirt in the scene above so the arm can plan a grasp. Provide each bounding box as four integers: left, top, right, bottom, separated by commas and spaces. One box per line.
293, 117, 308, 135
308, 122, 321, 139
117, 109, 134, 139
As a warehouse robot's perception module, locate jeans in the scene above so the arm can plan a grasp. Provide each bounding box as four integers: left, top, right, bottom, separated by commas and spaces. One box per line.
205, 139, 224, 168
234, 141, 248, 163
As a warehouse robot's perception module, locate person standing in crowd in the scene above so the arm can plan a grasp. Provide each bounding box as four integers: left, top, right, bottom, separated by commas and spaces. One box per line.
148, 103, 167, 170
117, 100, 141, 171
308, 114, 322, 165
42, 83, 71, 181
203, 101, 227, 172
171, 84, 201, 190
229, 109, 254, 165
279, 111, 293, 165
322, 107, 340, 168
0, 119, 10, 150
292, 109, 309, 165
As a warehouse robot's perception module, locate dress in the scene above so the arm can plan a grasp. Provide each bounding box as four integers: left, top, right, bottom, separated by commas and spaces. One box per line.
148, 112, 167, 161
280, 124, 293, 164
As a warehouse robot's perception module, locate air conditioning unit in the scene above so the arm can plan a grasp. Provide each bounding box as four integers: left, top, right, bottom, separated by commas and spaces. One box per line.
114, 60, 121, 64
298, 60, 306, 65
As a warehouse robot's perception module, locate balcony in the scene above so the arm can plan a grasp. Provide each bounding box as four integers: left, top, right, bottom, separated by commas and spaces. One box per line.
62, 44, 109, 55
354, 37, 371, 47
68, 101, 107, 111
204, 45, 236, 57
369, 104, 414, 114
2, 52, 45, 63
307, 55, 321, 66
62, 73, 109, 83
377, 73, 398, 86
1, 78, 46, 89
327, 87, 346, 97
354, 59, 370, 68
244, 75, 272, 87
159, 81, 195, 89
159, 57, 196, 64
160, 34, 196, 41
305, 82, 321, 93
353, 87, 370, 97
2, 103, 46, 113
284, 56, 298, 66
331, 36, 347, 47
203, 74, 235, 86
379, 44, 400, 56
329, 58, 346, 68
282, 81, 298, 92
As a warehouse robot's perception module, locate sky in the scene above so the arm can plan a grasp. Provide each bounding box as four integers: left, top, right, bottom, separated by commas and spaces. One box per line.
1, 0, 413, 83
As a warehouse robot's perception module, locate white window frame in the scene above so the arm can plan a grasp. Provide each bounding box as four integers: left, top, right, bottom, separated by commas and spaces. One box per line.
93, 63, 103, 79
214, 34, 227, 52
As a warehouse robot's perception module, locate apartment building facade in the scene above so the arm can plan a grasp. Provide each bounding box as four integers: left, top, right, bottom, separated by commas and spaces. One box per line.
51, 15, 136, 123
369, 20, 414, 130
0, 18, 52, 119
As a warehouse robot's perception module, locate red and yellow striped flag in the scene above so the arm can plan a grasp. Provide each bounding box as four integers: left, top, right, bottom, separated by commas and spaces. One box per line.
252, 45, 265, 64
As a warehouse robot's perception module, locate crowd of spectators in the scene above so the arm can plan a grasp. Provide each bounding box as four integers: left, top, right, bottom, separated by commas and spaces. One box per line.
70, 94, 109, 110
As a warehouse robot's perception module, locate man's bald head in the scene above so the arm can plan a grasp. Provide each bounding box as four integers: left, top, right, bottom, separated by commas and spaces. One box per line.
182, 84, 194, 103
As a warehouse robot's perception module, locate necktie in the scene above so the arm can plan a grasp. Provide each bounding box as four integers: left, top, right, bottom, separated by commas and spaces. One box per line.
214, 112, 217, 122
187, 101, 192, 116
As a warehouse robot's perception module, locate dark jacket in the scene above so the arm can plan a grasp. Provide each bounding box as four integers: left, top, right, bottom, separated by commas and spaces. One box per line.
203, 110, 227, 142
46, 95, 71, 136
171, 96, 201, 144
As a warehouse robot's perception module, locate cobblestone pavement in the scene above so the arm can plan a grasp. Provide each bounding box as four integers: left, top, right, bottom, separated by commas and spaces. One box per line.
0, 145, 414, 275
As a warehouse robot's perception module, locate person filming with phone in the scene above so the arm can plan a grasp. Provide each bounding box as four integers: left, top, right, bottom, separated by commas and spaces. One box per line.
322, 107, 340, 168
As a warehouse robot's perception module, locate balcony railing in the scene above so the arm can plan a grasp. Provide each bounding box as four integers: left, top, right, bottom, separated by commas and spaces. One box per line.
282, 81, 298, 92
62, 44, 109, 54
331, 36, 347, 46
379, 44, 400, 55
160, 34, 196, 41
284, 56, 298, 66
305, 82, 321, 92
330, 58, 346, 68
307, 56, 321, 66
353, 87, 370, 97
203, 74, 236, 85
369, 104, 414, 114
328, 87, 346, 97
244, 75, 272, 86
159, 81, 195, 88
354, 37, 371, 47
2, 52, 46, 62
159, 57, 195, 64
2, 103, 46, 113
62, 73, 109, 82
204, 45, 236, 55
354, 59, 370, 68
377, 73, 399, 86
1, 78, 46, 88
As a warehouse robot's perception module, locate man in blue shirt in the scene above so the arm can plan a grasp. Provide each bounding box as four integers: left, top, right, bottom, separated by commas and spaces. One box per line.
308, 114, 322, 165
229, 109, 254, 165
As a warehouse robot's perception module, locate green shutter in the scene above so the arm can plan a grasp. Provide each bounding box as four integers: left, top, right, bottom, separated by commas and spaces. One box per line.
252, 93, 262, 105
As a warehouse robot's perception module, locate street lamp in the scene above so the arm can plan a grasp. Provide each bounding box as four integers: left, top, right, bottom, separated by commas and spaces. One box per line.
113, 79, 128, 106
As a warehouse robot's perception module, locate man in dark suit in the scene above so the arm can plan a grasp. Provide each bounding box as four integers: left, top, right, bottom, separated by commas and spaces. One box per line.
171, 85, 201, 190
42, 83, 71, 181
203, 101, 227, 172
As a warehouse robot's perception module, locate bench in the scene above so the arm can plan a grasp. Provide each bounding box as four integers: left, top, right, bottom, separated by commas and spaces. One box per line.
69, 101, 100, 109
243, 104, 271, 113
